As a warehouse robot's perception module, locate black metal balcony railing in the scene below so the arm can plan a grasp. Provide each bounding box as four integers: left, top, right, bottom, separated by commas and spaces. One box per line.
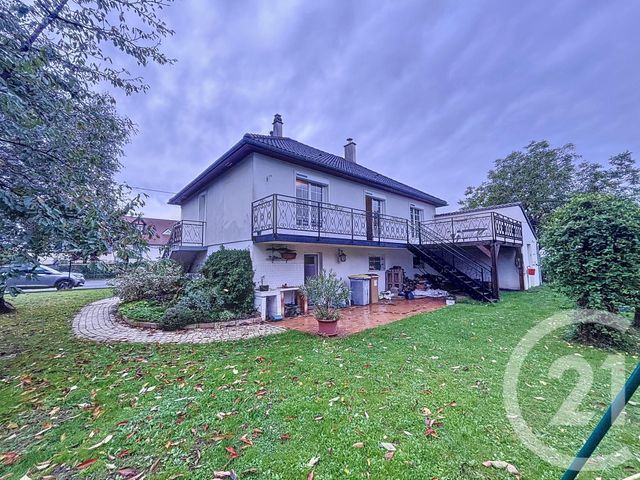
251, 194, 523, 245
167, 220, 206, 249
252, 194, 408, 243
422, 212, 523, 244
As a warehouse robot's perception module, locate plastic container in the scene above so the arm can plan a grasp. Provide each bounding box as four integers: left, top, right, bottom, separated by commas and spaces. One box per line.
349, 275, 371, 306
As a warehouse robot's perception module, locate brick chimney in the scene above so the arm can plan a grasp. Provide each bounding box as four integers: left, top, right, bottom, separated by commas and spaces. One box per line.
344, 138, 356, 162
271, 114, 283, 137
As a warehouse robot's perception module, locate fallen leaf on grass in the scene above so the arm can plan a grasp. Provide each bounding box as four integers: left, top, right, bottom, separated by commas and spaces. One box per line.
352, 442, 364, 448
482, 460, 521, 479
379, 442, 396, 452
117, 467, 139, 478
307, 456, 320, 467
76, 458, 97, 470
214, 471, 237, 479
307, 471, 315, 480
87, 434, 113, 450
226, 446, 240, 459
240, 435, 253, 448
384, 450, 395, 461
34, 423, 54, 437
1, 452, 20, 465
279, 434, 290, 441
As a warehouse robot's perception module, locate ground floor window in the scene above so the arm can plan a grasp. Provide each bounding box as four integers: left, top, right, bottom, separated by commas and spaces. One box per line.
368, 255, 385, 271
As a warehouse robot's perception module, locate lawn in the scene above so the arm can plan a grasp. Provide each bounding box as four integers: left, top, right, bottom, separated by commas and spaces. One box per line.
1, 288, 639, 479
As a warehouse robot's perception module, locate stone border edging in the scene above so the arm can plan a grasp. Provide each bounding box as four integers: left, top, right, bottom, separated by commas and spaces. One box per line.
119, 314, 263, 330
72, 297, 285, 344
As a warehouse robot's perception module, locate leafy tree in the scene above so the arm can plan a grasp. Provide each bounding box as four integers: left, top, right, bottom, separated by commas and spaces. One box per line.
542, 193, 640, 333
576, 151, 640, 200
0, 0, 174, 312
460, 141, 579, 228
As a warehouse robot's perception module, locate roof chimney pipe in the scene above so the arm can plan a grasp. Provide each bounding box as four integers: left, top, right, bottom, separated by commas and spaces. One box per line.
271, 114, 283, 137
344, 138, 356, 163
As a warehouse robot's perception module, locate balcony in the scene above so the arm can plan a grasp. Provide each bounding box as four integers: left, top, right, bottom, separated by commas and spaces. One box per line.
165, 220, 206, 251
251, 194, 523, 247
423, 212, 523, 245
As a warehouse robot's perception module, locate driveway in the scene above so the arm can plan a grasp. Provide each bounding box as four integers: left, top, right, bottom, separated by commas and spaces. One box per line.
21, 279, 111, 293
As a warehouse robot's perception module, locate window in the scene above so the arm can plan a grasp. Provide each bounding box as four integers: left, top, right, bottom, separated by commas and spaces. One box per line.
296, 178, 325, 228
410, 205, 423, 236
198, 194, 206, 222
368, 255, 385, 271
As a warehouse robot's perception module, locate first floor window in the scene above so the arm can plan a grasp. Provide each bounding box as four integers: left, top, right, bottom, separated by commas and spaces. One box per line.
368, 255, 385, 271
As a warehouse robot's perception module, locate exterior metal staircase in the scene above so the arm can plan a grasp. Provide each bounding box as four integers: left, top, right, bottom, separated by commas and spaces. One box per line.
408, 224, 497, 302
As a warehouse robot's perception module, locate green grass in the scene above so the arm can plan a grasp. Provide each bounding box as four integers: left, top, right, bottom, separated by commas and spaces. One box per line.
1, 288, 639, 479
118, 299, 166, 323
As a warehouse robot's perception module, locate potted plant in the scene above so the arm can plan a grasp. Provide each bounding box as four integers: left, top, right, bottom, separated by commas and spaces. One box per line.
300, 270, 350, 336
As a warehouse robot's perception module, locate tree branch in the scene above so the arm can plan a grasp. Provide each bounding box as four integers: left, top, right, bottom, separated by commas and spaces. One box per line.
21, 0, 71, 52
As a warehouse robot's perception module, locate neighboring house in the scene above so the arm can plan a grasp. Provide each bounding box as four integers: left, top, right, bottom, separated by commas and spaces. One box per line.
125, 216, 177, 261
99, 216, 177, 262
166, 114, 541, 315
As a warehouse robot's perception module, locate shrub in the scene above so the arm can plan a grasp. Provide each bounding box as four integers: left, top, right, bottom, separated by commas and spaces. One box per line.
300, 270, 350, 321
542, 193, 640, 344
159, 304, 194, 331
119, 300, 166, 322
111, 260, 185, 303
200, 247, 255, 314
172, 278, 221, 320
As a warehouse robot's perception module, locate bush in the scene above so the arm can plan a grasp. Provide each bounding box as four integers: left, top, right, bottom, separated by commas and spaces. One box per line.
111, 260, 185, 303
172, 278, 221, 320
119, 300, 166, 322
542, 193, 640, 345
300, 270, 350, 321
200, 247, 255, 314
160, 304, 194, 331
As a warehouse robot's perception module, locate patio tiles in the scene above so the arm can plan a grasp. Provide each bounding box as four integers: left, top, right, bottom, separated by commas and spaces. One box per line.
277, 297, 446, 336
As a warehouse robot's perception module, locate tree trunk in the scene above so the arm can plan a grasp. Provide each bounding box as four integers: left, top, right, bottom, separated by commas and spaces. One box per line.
0, 296, 15, 314
634, 307, 640, 328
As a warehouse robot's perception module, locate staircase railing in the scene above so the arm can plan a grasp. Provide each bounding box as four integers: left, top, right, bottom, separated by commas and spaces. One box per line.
414, 222, 494, 294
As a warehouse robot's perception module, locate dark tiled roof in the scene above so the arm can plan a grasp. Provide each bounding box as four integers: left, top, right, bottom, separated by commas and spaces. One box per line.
169, 134, 447, 206
124, 216, 177, 246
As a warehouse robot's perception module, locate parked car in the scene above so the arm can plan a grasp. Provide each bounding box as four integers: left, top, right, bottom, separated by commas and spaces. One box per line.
3, 265, 85, 290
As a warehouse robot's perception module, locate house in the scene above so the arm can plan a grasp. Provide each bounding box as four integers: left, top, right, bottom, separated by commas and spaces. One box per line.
166, 114, 541, 316
98, 216, 177, 263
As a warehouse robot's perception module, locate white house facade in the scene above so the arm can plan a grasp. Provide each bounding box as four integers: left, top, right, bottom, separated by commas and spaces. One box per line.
166, 115, 541, 317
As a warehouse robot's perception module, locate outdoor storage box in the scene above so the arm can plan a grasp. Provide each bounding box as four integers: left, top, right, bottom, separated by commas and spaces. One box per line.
367, 274, 379, 304
349, 274, 371, 306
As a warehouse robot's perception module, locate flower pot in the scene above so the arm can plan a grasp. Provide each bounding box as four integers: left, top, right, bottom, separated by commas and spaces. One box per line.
281, 252, 297, 261
317, 318, 339, 336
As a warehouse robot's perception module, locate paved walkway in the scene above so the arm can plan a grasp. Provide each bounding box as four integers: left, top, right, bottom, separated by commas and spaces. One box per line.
72, 297, 285, 344
278, 296, 446, 336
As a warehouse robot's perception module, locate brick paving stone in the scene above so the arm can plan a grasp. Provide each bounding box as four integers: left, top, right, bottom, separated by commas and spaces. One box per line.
73, 297, 285, 344
278, 296, 446, 336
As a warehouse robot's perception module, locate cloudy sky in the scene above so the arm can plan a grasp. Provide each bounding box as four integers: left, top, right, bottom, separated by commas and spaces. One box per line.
113, 0, 640, 219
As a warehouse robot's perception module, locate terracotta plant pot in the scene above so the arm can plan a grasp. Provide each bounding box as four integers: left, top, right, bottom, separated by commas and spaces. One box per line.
317, 318, 339, 336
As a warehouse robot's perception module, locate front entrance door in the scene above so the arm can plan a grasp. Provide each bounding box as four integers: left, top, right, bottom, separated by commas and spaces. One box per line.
304, 254, 320, 284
